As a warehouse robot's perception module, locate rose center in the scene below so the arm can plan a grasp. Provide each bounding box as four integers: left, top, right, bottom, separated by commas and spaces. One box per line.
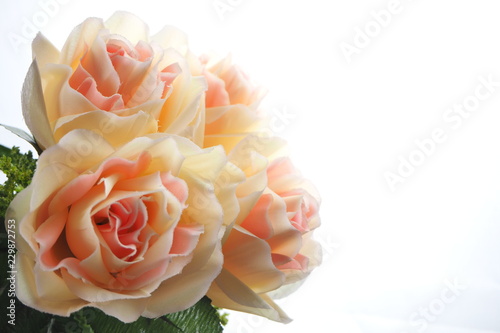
93, 196, 152, 261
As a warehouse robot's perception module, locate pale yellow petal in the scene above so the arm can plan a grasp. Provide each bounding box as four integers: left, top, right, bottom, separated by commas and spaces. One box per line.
113, 136, 185, 176
231, 133, 288, 163
215, 161, 245, 240
32, 33, 60, 68
204, 105, 266, 152
53, 110, 158, 147
93, 298, 149, 323
207, 269, 291, 323
112, 99, 165, 118
41, 64, 96, 120
29, 129, 114, 211
180, 145, 227, 184
16, 253, 87, 317
60, 17, 104, 69
222, 227, 284, 294
105, 11, 149, 45
151, 25, 189, 55
160, 75, 207, 139
34, 262, 78, 302
5, 187, 35, 256
21, 59, 56, 149
144, 241, 223, 317
37, 129, 114, 175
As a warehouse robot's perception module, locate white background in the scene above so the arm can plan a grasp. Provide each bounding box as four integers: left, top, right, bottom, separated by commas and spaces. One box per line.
2, 0, 500, 332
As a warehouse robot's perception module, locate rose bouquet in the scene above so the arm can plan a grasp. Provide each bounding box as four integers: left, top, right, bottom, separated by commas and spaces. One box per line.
0, 11, 321, 332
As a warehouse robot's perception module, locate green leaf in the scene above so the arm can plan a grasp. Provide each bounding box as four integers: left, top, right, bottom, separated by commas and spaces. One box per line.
0, 146, 37, 222
215, 307, 230, 326
68, 296, 225, 333
0, 145, 12, 157
164, 296, 224, 332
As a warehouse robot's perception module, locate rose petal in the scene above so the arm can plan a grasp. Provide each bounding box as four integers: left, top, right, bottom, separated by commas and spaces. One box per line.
222, 227, 284, 293
5, 187, 35, 256
60, 17, 104, 68
144, 240, 223, 317
105, 11, 150, 45
42, 64, 97, 119
16, 254, 87, 317
93, 297, 149, 323
53, 110, 158, 147
204, 70, 230, 108
159, 74, 207, 142
204, 105, 266, 152
69, 69, 124, 111
204, 55, 264, 108
151, 25, 189, 55
21, 59, 56, 149
80, 37, 121, 97
35, 211, 71, 270
32, 33, 60, 68
207, 268, 291, 323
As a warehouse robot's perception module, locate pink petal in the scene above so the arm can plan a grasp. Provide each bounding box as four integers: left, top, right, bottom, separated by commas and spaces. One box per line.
160, 172, 188, 204
69, 65, 124, 111
240, 193, 274, 239
169, 224, 203, 255
204, 70, 230, 108
80, 37, 120, 97
276, 253, 309, 271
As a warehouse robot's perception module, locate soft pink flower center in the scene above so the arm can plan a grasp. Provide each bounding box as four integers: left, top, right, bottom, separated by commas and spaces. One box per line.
94, 196, 151, 262
68, 39, 180, 111
280, 190, 317, 233
240, 193, 308, 273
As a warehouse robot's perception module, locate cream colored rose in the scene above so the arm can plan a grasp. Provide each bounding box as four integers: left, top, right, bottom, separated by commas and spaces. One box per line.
207, 135, 322, 322
25, 11, 206, 150
6, 130, 243, 322
201, 55, 267, 152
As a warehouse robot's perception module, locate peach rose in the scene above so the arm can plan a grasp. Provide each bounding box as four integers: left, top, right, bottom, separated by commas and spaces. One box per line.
201, 55, 267, 152
207, 135, 322, 322
201, 54, 262, 109
25, 11, 206, 150
6, 130, 244, 322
